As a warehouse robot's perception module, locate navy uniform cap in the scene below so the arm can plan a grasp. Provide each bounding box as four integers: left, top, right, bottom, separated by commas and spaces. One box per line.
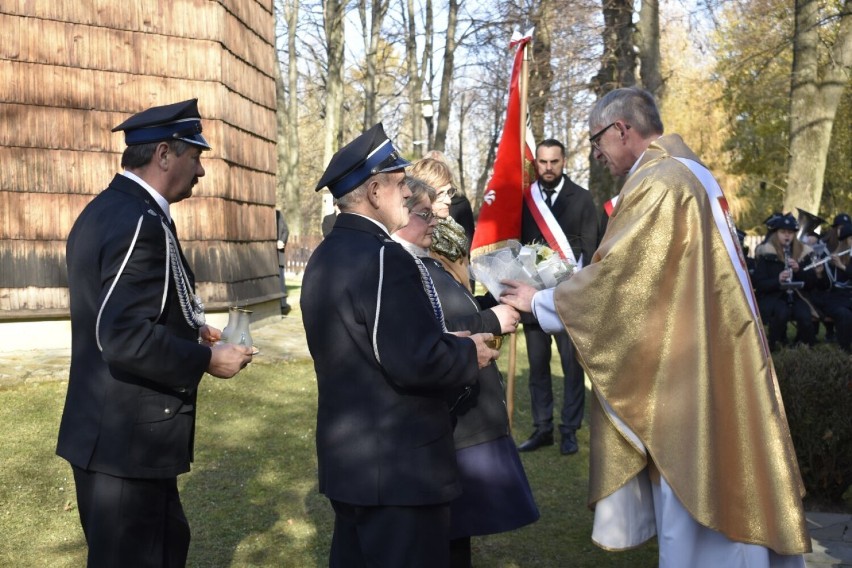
765, 212, 798, 231
832, 213, 851, 227
112, 99, 211, 150
315, 123, 410, 198
838, 223, 852, 241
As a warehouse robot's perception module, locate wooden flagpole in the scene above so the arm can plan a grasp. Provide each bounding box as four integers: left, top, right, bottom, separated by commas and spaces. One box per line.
506, 37, 531, 433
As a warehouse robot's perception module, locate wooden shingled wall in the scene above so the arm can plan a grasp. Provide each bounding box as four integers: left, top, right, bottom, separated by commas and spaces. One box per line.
0, 0, 279, 319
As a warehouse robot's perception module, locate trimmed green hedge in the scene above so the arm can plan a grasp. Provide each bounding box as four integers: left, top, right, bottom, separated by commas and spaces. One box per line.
773, 344, 852, 503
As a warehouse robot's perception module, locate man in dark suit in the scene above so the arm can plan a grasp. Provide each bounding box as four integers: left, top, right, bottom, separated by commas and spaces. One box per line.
57, 99, 252, 568
518, 138, 599, 456
301, 123, 498, 567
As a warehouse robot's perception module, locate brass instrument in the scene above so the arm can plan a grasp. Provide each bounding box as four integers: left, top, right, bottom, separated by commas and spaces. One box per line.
802, 248, 852, 271
796, 208, 827, 242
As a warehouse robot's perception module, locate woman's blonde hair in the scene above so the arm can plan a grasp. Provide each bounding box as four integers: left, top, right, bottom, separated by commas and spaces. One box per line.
407, 158, 453, 190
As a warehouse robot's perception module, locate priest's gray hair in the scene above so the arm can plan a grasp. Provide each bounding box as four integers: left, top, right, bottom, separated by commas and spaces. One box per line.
590, 87, 664, 138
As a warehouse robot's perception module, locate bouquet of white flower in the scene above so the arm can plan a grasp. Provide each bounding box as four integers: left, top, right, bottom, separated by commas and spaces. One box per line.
469, 240, 576, 298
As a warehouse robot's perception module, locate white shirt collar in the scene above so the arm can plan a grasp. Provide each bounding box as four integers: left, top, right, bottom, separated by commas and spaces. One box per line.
539, 175, 565, 199
121, 170, 171, 223
391, 234, 430, 257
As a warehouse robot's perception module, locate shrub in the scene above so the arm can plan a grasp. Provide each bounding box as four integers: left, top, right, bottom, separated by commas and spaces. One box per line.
772, 344, 852, 503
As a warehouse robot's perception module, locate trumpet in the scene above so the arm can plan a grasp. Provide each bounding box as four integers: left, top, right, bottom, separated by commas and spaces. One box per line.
803, 248, 852, 271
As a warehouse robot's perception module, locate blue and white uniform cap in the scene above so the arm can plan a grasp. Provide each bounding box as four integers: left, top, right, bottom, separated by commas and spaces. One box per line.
112, 98, 211, 150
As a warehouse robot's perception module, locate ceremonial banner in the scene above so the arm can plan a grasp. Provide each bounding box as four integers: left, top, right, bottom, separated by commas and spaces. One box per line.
470, 29, 536, 257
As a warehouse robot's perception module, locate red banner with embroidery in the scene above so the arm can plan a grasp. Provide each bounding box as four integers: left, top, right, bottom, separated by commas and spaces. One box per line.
470, 30, 536, 257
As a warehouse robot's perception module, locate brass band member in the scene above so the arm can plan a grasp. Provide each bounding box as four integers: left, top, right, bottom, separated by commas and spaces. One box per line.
753, 212, 824, 350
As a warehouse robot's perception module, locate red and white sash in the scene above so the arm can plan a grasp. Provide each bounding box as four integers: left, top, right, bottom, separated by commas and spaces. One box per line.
674, 157, 771, 357
523, 180, 580, 267
604, 195, 619, 217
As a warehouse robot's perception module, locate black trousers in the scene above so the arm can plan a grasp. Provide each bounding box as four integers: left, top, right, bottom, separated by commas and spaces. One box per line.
523, 323, 585, 434
72, 466, 190, 568
759, 295, 816, 348
329, 500, 451, 568
821, 293, 852, 351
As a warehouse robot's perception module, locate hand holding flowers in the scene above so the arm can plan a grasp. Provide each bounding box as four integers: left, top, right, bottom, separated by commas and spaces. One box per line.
469, 240, 575, 298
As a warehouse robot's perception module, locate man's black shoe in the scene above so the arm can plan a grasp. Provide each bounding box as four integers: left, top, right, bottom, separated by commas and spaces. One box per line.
561, 431, 579, 455
281, 303, 292, 316
517, 430, 554, 452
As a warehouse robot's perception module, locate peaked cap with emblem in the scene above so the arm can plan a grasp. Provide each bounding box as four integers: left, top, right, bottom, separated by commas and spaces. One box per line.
112, 98, 211, 150
765, 212, 798, 232
315, 123, 410, 198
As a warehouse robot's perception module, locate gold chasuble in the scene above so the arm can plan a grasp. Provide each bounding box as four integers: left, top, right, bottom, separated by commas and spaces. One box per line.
553, 135, 810, 554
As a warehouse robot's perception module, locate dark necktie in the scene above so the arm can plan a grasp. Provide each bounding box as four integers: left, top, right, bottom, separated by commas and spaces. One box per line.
542, 188, 555, 207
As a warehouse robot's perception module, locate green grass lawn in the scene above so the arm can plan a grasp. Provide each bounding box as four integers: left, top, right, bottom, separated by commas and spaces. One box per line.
0, 302, 659, 567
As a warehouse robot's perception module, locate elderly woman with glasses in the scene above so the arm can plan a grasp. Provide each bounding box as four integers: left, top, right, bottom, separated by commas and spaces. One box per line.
393, 176, 539, 568
407, 158, 473, 291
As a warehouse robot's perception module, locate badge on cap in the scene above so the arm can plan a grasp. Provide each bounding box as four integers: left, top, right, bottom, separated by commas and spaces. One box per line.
112, 99, 211, 150
765, 212, 798, 231
315, 123, 411, 198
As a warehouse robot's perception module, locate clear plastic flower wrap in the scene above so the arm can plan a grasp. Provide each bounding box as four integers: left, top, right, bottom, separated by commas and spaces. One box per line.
469, 240, 576, 298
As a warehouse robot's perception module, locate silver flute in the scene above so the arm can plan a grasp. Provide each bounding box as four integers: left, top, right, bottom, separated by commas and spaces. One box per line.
802, 248, 852, 271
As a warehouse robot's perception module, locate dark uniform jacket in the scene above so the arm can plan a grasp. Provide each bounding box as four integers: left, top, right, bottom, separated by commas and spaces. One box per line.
753, 241, 824, 305
301, 213, 479, 506
57, 174, 212, 479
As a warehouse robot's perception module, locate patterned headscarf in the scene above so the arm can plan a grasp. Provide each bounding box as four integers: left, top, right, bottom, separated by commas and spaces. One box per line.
431, 216, 468, 262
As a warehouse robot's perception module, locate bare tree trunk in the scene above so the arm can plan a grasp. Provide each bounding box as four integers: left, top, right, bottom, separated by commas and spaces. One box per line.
404, 0, 431, 158
457, 93, 470, 194
360, 0, 389, 128
529, 0, 554, 142
433, 0, 459, 151
274, 0, 302, 234
359, 0, 370, 126
285, 0, 301, 234
323, 0, 346, 166
589, 0, 636, 208
784, 0, 852, 213
637, 0, 663, 98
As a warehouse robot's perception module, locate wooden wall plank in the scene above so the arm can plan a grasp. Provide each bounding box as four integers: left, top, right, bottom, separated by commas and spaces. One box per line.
0, 62, 276, 139
0, 193, 93, 240
0, 241, 67, 288
0, 148, 275, 210
0, 103, 277, 169
3, 0, 275, 51
0, 14, 275, 101
0, 2, 278, 319
0, 287, 69, 313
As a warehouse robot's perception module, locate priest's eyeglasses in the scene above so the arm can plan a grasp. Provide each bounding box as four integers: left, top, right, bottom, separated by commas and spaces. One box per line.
589, 123, 616, 150
411, 210, 436, 222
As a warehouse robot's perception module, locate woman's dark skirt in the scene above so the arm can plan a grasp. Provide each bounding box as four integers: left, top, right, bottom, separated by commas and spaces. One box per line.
450, 434, 540, 538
